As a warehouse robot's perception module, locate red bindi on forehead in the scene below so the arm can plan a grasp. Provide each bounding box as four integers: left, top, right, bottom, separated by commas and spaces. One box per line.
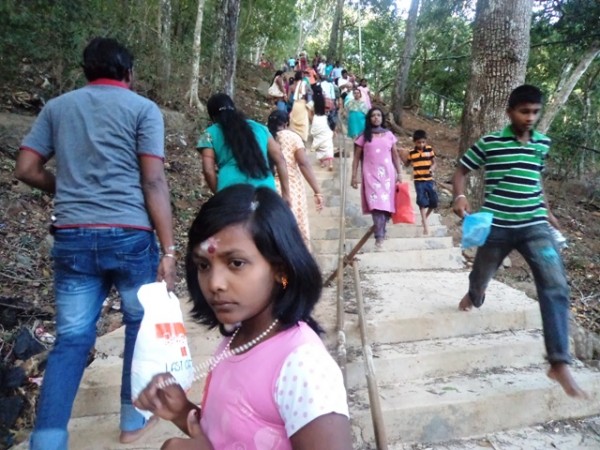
200, 236, 220, 256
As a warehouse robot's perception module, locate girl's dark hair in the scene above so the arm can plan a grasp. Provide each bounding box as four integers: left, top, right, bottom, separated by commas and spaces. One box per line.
186, 185, 323, 336
312, 84, 326, 116
82, 37, 133, 82
206, 93, 270, 179
363, 107, 386, 143
267, 109, 289, 137
294, 70, 303, 81
271, 70, 284, 84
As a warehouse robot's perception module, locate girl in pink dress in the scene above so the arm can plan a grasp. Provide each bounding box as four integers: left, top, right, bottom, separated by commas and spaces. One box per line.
351, 107, 403, 248
134, 185, 351, 450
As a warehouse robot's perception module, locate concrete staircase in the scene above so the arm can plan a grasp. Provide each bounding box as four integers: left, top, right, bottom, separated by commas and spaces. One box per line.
308, 152, 600, 448
17, 145, 600, 450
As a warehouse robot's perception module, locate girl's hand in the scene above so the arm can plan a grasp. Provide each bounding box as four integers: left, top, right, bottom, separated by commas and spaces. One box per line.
161, 409, 214, 450
395, 173, 402, 183
314, 193, 324, 212
351, 177, 358, 189
133, 373, 193, 423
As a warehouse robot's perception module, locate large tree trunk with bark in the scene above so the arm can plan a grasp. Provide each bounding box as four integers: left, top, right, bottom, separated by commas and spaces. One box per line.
189, 0, 206, 108
537, 44, 600, 133
326, 0, 344, 63
210, 0, 241, 97
391, 0, 420, 127
459, 0, 532, 208
158, 0, 172, 97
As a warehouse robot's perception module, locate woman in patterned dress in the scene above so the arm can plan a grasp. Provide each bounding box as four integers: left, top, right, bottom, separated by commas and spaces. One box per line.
268, 109, 323, 248
350, 107, 403, 249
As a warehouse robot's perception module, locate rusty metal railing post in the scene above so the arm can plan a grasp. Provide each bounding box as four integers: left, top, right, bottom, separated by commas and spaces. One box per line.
352, 260, 389, 449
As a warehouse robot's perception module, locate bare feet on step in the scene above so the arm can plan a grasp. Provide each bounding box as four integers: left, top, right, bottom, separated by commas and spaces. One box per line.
422, 224, 429, 236
547, 363, 588, 398
458, 293, 473, 311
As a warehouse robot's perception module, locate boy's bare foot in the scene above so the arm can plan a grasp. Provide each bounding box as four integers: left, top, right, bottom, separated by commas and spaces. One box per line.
458, 293, 473, 311
423, 224, 429, 235
547, 363, 589, 398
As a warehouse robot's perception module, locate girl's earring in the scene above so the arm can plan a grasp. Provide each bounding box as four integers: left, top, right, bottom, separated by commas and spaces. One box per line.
281, 276, 288, 290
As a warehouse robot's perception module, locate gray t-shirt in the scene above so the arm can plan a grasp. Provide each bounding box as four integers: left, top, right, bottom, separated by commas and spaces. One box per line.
21, 81, 164, 229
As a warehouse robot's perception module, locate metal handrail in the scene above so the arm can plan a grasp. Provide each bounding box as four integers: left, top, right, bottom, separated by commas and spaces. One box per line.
329, 126, 388, 449
335, 131, 348, 384
352, 261, 389, 449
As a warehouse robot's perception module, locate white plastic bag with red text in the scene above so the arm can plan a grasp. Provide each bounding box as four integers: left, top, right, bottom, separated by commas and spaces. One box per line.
131, 282, 194, 418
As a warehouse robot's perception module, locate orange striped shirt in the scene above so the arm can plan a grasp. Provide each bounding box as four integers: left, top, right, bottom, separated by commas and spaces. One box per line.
408, 145, 435, 181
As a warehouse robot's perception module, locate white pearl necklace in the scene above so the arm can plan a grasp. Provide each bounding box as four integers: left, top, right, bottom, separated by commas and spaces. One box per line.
157, 318, 279, 389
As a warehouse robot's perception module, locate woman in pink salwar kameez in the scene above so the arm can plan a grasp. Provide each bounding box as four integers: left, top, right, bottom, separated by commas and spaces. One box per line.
351, 107, 403, 249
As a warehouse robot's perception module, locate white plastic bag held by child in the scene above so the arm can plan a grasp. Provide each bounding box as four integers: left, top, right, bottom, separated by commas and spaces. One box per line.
131, 282, 194, 418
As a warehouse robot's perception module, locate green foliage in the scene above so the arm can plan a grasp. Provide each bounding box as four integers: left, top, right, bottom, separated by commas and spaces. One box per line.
529, 0, 600, 176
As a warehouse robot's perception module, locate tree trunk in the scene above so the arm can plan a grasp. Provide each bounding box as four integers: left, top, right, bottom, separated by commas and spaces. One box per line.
458, 0, 533, 208
158, 0, 172, 96
391, 0, 420, 127
537, 44, 600, 133
189, 0, 206, 108
210, 0, 241, 97
326, 0, 344, 63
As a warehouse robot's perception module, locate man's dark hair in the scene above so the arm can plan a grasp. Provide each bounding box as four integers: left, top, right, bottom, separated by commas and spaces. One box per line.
82, 37, 134, 82
413, 129, 427, 141
507, 85, 543, 109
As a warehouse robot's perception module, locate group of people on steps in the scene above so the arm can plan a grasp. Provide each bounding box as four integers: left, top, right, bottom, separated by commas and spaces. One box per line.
14, 37, 586, 450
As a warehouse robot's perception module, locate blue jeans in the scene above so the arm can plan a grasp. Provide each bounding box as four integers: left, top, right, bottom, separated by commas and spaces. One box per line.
276, 99, 287, 112
30, 228, 158, 450
415, 180, 438, 208
468, 223, 571, 364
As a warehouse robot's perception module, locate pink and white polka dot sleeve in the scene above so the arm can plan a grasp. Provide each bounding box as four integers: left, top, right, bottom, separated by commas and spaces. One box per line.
274, 343, 349, 437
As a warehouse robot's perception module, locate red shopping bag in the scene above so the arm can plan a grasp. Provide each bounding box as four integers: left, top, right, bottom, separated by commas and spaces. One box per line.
392, 182, 415, 224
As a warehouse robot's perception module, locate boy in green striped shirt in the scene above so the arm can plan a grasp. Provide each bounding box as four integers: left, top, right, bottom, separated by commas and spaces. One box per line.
452, 85, 585, 398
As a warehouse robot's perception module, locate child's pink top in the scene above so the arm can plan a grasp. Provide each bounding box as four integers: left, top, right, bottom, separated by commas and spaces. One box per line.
200, 322, 348, 449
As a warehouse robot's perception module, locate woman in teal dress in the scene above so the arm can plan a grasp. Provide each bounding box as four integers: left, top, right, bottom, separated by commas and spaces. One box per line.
346, 88, 369, 139
197, 93, 290, 202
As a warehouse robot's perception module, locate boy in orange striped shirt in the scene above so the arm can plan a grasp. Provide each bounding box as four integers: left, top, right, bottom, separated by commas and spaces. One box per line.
402, 130, 438, 235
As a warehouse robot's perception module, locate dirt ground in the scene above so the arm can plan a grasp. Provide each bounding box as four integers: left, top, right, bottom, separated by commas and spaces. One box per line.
0, 64, 599, 448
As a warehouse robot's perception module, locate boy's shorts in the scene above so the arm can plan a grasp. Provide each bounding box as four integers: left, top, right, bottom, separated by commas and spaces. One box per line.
415, 180, 438, 209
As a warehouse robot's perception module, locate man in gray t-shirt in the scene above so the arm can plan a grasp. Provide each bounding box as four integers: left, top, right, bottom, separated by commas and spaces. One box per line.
16, 37, 176, 449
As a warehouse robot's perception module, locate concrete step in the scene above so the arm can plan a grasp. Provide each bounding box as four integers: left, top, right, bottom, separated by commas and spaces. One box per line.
311, 224, 448, 240
67, 413, 188, 449
344, 271, 542, 345
317, 247, 464, 272
350, 365, 600, 444
312, 236, 454, 254
345, 329, 545, 389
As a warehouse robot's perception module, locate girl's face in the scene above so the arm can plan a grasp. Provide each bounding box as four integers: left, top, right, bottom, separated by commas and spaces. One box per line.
370, 110, 383, 127
353, 90, 361, 100
193, 224, 278, 326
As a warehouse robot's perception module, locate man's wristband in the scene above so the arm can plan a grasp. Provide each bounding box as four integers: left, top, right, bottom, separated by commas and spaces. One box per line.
453, 194, 467, 203
162, 253, 176, 259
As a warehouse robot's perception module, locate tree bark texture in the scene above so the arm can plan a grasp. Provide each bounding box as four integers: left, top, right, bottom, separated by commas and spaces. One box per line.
392, 0, 420, 127
458, 0, 532, 208
537, 44, 600, 133
211, 0, 241, 97
326, 0, 344, 63
189, 0, 206, 107
159, 0, 172, 95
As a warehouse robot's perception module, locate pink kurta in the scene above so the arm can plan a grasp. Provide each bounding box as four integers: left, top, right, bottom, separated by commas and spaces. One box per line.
354, 131, 397, 214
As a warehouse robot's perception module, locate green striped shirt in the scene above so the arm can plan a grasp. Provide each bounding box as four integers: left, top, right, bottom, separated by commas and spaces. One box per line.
460, 126, 550, 228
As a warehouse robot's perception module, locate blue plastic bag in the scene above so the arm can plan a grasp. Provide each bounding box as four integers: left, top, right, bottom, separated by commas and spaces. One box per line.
461, 212, 493, 248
